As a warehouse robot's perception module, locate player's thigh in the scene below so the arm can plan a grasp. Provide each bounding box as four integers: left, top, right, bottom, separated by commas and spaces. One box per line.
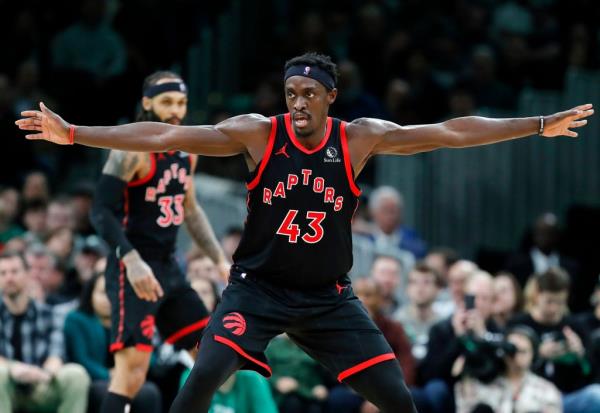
289, 295, 395, 382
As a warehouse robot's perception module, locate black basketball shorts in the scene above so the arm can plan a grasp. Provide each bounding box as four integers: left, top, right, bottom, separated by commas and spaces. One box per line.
203, 266, 395, 382
105, 253, 209, 353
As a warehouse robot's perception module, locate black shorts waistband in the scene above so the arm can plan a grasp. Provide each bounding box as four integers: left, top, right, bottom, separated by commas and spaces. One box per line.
230, 265, 350, 292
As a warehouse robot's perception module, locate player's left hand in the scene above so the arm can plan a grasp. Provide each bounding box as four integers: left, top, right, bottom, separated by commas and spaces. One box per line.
542, 103, 594, 138
15, 102, 72, 144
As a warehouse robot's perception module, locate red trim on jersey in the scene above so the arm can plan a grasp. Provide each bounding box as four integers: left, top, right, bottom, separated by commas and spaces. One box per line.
110, 260, 127, 352
246, 117, 277, 190
285, 113, 332, 155
165, 317, 210, 344
340, 121, 362, 196
128, 153, 157, 187
337, 353, 396, 382
135, 344, 154, 352
213, 335, 272, 377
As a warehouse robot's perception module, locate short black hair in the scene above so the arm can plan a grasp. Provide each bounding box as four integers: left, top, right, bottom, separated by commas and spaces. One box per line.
535, 267, 570, 293
0, 250, 28, 270
284, 53, 339, 87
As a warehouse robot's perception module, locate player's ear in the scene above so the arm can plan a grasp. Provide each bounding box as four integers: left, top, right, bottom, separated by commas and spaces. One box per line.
142, 97, 153, 111
327, 88, 337, 105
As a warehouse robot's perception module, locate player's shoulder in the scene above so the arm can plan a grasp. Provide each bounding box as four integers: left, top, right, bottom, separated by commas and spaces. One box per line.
103, 149, 147, 178
345, 117, 398, 142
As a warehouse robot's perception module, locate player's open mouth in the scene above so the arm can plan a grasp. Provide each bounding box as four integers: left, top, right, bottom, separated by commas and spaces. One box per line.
293, 114, 309, 128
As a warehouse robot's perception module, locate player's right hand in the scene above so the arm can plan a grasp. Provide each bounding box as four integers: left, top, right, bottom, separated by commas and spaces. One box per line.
15, 102, 72, 145
122, 250, 164, 302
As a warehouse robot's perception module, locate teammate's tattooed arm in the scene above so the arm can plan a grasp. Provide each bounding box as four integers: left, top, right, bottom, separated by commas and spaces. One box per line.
183, 155, 230, 281
91, 150, 164, 302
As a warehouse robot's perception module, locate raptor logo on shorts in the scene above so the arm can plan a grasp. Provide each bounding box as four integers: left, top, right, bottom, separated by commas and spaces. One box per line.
223, 312, 247, 336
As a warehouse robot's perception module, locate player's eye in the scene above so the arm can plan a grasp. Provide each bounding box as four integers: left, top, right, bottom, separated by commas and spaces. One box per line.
287, 92, 295, 99
306, 92, 314, 98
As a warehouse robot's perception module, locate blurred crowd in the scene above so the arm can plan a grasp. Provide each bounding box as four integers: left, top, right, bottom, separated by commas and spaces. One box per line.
2, 0, 599, 183
1, 174, 600, 413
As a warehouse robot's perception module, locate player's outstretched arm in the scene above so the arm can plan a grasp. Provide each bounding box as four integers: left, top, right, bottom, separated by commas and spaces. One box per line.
15, 102, 270, 157
352, 104, 594, 157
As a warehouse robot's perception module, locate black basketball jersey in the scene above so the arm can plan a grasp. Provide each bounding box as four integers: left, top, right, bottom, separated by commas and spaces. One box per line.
121, 151, 192, 252
233, 113, 361, 288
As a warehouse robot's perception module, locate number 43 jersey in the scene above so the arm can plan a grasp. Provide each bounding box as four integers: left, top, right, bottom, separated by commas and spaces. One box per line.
233, 114, 361, 289
123, 151, 191, 252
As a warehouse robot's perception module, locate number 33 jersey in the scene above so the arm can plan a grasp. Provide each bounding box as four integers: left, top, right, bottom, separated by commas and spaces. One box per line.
123, 151, 191, 252
233, 113, 361, 288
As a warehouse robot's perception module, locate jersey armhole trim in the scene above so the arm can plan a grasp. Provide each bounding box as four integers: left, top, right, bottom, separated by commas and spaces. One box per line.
340, 121, 362, 197
246, 116, 277, 190
128, 153, 157, 187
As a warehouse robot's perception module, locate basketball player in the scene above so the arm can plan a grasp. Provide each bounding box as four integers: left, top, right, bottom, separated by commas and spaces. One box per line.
89, 71, 229, 413
17, 53, 594, 413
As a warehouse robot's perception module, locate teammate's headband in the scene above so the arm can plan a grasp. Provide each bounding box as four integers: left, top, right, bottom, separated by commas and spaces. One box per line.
284, 65, 336, 90
143, 81, 188, 98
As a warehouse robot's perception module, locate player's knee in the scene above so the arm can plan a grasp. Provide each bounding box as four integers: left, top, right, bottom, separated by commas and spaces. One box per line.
124, 366, 149, 394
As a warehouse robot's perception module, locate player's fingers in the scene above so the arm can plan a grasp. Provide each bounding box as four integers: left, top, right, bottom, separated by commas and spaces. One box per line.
15, 118, 41, 127
153, 279, 164, 298
573, 109, 594, 120
18, 125, 42, 131
20, 110, 42, 118
574, 103, 593, 111
25, 134, 44, 140
565, 129, 578, 138
570, 120, 587, 128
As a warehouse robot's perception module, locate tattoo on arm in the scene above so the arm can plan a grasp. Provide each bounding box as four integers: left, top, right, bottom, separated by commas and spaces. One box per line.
102, 150, 143, 182
184, 201, 224, 264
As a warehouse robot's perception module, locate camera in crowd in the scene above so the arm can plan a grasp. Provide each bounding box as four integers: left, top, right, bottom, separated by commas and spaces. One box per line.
461, 333, 517, 383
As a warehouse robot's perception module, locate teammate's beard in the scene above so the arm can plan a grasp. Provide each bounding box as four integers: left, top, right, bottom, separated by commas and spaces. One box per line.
135, 109, 182, 124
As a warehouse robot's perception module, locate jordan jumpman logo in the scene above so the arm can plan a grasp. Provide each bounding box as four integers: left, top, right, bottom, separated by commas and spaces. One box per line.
275, 142, 290, 158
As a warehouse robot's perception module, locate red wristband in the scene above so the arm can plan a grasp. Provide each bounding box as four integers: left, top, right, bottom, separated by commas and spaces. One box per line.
68, 125, 76, 145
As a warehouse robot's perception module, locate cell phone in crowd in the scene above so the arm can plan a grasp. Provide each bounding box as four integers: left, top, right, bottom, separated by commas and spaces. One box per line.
464, 294, 476, 310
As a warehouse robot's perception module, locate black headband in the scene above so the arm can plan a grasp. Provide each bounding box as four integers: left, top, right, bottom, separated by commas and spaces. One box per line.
284, 65, 336, 90
143, 81, 188, 98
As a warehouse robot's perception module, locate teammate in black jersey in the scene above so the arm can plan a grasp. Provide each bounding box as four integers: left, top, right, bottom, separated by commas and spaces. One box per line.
88, 71, 229, 413
18, 53, 594, 413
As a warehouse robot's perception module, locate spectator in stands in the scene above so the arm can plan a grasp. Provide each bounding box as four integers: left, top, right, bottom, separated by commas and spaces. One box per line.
367, 186, 427, 259
266, 333, 329, 413
51, 0, 126, 81
505, 213, 581, 309
22, 171, 50, 203
394, 262, 444, 361
571, 276, 600, 383
190, 276, 220, 313
45, 226, 75, 263
25, 243, 66, 304
328, 277, 415, 413
70, 182, 96, 236
417, 271, 498, 412
455, 325, 562, 413
21, 198, 48, 243
434, 260, 478, 318
424, 247, 459, 287
0, 187, 23, 247
0, 251, 90, 413
220, 226, 243, 263
46, 195, 76, 232
509, 268, 600, 413
492, 272, 524, 328
331, 60, 385, 121
64, 272, 161, 413
370, 254, 405, 314
187, 250, 221, 285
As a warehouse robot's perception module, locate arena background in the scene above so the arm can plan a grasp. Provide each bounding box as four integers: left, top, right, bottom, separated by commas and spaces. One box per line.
1, 0, 600, 411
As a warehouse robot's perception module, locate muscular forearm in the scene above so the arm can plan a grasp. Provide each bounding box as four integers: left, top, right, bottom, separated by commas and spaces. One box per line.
440, 116, 540, 148
185, 205, 225, 264
74, 123, 177, 152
